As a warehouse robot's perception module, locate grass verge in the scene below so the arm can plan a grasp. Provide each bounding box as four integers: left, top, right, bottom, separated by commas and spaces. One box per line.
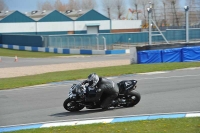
0, 48, 76, 58
7, 117, 200, 133
1, 62, 200, 90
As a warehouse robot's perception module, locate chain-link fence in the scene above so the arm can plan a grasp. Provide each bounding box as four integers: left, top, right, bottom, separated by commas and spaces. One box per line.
43, 35, 109, 50
146, 5, 200, 45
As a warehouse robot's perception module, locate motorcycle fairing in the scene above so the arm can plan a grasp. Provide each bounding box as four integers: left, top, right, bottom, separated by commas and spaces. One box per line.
118, 80, 137, 94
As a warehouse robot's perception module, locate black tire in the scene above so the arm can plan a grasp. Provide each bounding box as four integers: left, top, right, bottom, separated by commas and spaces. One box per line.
123, 90, 141, 107
63, 98, 85, 112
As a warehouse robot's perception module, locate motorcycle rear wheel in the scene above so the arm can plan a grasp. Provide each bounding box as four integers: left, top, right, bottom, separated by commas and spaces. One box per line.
123, 90, 141, 107
63, 98, 85, 112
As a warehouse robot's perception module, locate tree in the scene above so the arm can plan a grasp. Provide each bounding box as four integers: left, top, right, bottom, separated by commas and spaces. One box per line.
140, 0, 148, 25
185, 0, 200, 26
37, 0, 54, 11
170, 0, 180, 26
101, 0, 114, 18
186, 0, 196, 8
129, 0, 142, 20
161, 1, 167, 26
80, 0, 97, 10
54, 0, 67, 11
150, 0, 161, 24
67, 0, 80, 10
0, 0, 8, 11
115, 0, 126, 19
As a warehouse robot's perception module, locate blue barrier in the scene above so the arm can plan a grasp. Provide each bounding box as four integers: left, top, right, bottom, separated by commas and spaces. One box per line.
162, 48, 182, 63
138, 46, 200, 64
137, 50, 162, 64
182, 46, 200, 62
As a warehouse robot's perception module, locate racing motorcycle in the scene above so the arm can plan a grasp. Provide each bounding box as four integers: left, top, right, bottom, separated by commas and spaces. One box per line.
63, 80, 141, 112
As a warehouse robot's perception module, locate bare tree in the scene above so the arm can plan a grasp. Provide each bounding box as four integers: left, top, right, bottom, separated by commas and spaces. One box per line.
140, 0, 149, 25
102, 0, 114, 18
135, 0, 139, 20
151, 0, 161, 24
0, 0, 8, 11
129, 0, 141, 20
67, 0, 80, 10
170, 0, 180, 26
114, 0, 126, 19
80, 0, 96, 10
185, 0, 200, 26
37, 0, 54, 11
54, 0, 67, 11
186, 0, 196, 7
161, 1, 167, 26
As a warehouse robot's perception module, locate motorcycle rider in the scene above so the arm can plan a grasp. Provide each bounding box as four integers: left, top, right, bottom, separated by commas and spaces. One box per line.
82, 73, 119, 110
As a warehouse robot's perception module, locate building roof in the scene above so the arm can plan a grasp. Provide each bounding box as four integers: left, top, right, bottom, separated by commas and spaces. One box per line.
25, 10, 73, 22
62, 9, 110, 21
0, 11, 15, 21
0, 10, 35, 22
60, 9, 89, 20
0, 9, 110, 22
76, 9, 110, 21
25, 10, 54, 21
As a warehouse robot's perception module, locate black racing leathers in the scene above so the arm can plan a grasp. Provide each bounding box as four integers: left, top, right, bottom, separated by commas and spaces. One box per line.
84, 77, 119, 109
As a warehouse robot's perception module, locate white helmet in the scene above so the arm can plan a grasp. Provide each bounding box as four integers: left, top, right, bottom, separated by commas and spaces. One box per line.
87, 73, 99, 87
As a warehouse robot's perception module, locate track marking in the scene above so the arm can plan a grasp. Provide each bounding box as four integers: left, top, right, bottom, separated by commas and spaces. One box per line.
1, 111, 199, 132
138, 71, 168, 75
137, 74, 200, 80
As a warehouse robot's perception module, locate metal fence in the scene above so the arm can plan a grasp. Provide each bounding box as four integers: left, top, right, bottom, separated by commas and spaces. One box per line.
147, 5, 200, 45
43, 34, 109, 50
43, 6, 200, 50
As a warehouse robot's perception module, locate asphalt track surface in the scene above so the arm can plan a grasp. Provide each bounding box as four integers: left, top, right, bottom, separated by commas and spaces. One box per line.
0, 54, 130, 68
0, 68, 200, 127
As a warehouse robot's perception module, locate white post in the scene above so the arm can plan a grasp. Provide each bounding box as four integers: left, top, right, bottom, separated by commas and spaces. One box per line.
102, 36, 107, 50
96, 34, 99, 50
96, 37, 99, 50
73, 37, 75, 48
130, 47, 137, 64
80, 37, 82, 49
184, 6, 189, 43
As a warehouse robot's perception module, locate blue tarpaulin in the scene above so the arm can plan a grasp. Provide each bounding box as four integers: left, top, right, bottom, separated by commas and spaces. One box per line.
162, 48, 182, 62
182, 46, 200, 62
137, 50, 162, 64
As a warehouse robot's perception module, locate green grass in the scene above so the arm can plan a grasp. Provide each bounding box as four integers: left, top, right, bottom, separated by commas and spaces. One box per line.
1, 62, 200, 90
0, 48, 76, 58
7, 117, 200, 133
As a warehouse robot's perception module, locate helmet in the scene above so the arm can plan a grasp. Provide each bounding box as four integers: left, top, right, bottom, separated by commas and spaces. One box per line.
87, 73, 99, 87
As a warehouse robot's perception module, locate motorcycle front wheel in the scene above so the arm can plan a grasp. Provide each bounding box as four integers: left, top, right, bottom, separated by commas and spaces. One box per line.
63, 98, 85, 112
123, 90, 141, 107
